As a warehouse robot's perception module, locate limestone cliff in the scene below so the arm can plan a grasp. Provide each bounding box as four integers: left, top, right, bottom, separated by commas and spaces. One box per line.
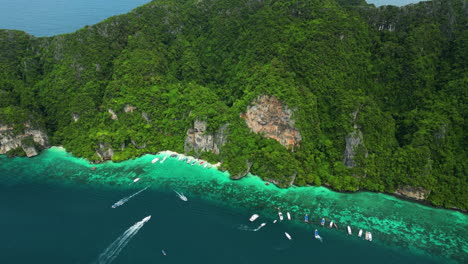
0, 123, 50, 157
241, 95, 301, 150
343, 107, 367, 168
395, 185, 431, 201
184, 120, 229, 155
95, 143, 114, 160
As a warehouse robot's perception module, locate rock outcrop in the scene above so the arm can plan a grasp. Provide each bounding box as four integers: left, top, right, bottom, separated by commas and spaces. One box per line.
0, 124, 50, 157
96, 143, 114, 160
241, 95, 301, 150
395, 185, 431, 201
184, 120, 229, 155
343, 107, 367, 168
108, 109, 118, 120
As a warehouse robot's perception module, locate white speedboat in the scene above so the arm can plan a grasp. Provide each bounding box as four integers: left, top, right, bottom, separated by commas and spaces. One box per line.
285, 232, 292, 240
287, 212, 291, 220
151, 158, 160, 163
178, 156, 183, 160
358, 229, 363, 237
273, 220, 277, 224
347, 226, 352, 235
329, 221, 334, 228
142, 215, 151, 222
133, 178, 140, 183
249, 214, 259, 222
174, 190, 188, 201
278, 212, 284, 221
204, 164, 208, 168
160, 156, 167, 163
365, 232, 373, 241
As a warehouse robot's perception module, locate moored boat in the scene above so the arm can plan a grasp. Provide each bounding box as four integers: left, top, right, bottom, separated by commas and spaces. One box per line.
273, 220, 277, 223
334, 223, 338, 229
151, 157, 160, 163
314, 229, 320, 239
278, 212, 284, 221
304, 214, 309, 223
133, 178, 140, 183
160, 156, 167, 163
203, 164, 208, 168
285, 232, 292, 240
287, 212, 291, 220
321, 218, 325, 226
347, 225, 352, 235
170, 154, 177, 157
358, 229, 363, 237
329, 221, 334, 228
365, 231, 373, 241
249, 214, 259, 222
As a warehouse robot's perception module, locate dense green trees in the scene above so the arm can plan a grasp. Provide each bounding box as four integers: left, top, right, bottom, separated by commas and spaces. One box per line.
0, 0, 466, 210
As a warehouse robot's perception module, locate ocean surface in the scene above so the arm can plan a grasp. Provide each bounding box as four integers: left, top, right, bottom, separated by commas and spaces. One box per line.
0, 0, 421, 37
0, 148, 466, 264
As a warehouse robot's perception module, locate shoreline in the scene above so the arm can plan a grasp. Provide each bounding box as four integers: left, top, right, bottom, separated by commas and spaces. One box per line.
8, 146, 468, 214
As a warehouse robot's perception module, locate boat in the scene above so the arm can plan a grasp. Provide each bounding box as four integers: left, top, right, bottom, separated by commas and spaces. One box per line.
358, 229, 363, 237
304, 214, 309, 223
186, 159, 192, 164
334, 223, 338, 229
347, 226, 352, 235
162, 250, 167, 256
365, 232, 373, 241
273, 220, 277, 223
178, 156, 183, 160
287, 212, 291, 220
204, 164, 208, 168
200, 161, 204, 165
321, 218, 325, 226
284, 232, 292, 240
314, 229, 320, 239
160, 156, 167, 163
133, 178, 140, 183
170, 154, 177, 157
111, 201, 124, 208
329, 221, 334, 228
249, 214, 259, 222
278, 212, 284, 221
151, 157, 160, 163
142, 215, 151, 222
174, 190, 188, 201
191, 160, 197, 165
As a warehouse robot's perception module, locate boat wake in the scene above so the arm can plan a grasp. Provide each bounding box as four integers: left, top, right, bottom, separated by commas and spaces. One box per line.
253, 223, 266, 231
96, 215, 151, 264
111, 187, 148, 208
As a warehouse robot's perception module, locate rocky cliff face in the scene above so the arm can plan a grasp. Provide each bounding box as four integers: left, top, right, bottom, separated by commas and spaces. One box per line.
343, 107, 367, 168
184, 120, 229, 155
95, 143, 114, 160
241, 95, 301, 150
395, 185, 431, 201
0, 124, 50, 157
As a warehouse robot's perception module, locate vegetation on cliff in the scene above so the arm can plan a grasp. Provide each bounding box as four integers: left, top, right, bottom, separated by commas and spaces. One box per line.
0, 0, 466, 210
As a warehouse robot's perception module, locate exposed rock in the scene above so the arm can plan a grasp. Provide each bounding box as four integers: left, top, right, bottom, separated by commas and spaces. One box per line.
108, 109, 118, 120
343, 106, 367, 168
395, 185, 431, 201
72, 113, 80, 122
142, 112, 150, 123
0, 124, 50, 157
95, 143, 114, 160
124, 104, 137, 113
131, 139, 146, 149
241, 95, 301, 150
184, 120, 229, 155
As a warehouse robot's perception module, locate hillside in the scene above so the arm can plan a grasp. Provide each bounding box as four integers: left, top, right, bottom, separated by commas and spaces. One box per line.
0, 0, 466, 210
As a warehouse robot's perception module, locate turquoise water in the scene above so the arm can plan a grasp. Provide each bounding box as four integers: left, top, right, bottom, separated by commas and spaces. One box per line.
0, 0, 150, 36
0, 148, 466, 263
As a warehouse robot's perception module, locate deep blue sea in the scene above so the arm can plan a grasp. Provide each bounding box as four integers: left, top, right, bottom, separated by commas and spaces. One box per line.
0, 0, 421, 37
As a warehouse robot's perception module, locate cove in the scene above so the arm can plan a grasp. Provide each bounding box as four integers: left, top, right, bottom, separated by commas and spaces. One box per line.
0, 147, 466, 263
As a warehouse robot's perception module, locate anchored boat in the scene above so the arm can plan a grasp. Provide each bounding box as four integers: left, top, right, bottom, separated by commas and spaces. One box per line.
358, 229, 363, 237
278, 212, 284, 221
151, 157, 160, 163
249, 214, 259, 222
287, 212, 291, 221
304, 214, 309, 223
329, 221, 334, 228
365, 232, 373, 241
321, 218, 325, 226
285, 232, 292, 240
347, 226, 352, 235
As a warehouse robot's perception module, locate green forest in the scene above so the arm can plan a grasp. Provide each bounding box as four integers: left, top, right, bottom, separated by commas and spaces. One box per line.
0, 0, 466, 210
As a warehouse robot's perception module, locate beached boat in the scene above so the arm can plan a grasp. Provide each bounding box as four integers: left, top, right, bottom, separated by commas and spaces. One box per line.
365, 232, 373, 241
200, 161, 204, 165
178, 156, 183, 160
358, 229, 363, 237
347, 226, 352, 235
160, 156, 167, 163
321, 218, 325, 226
151, 157, 160, 163
285, 232, 292, 240
249, 214, 259, 222
170, 154, 177, 157
329, 221, 334, 228
133, 178, 140, 183
204, 164, 208, 168
191, 160, 197, 165
186, 159, 192, 164
304, 214, 309, 223
287, 212, 291, 220
278, 212, 284, 221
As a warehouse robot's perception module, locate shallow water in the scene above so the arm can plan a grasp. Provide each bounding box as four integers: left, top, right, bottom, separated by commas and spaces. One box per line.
0, 148, 466, 263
